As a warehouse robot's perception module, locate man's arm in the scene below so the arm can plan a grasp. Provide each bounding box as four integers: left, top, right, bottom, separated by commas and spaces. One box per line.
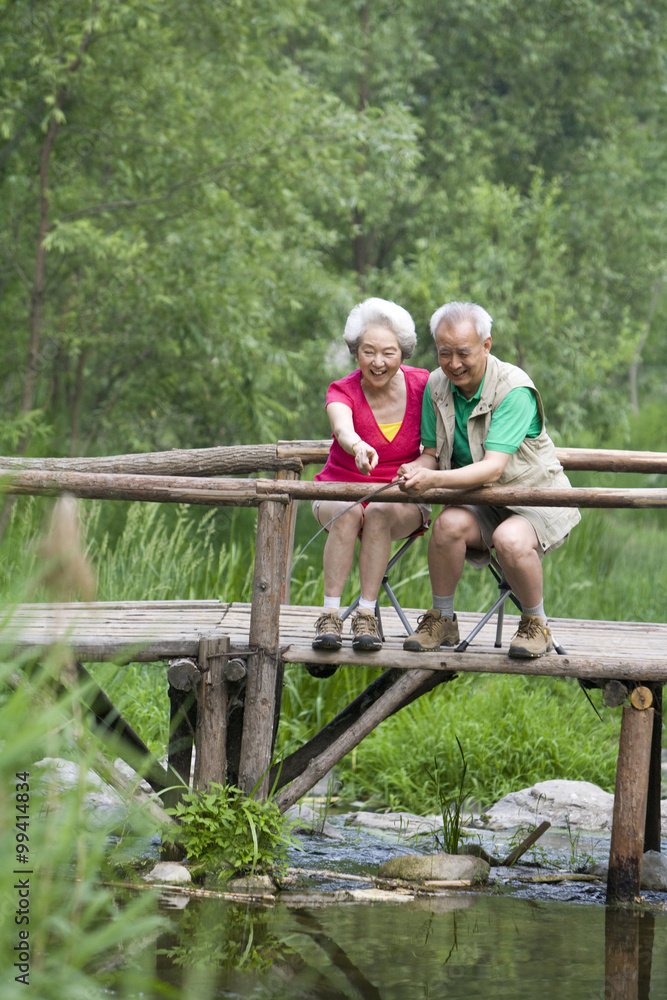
398, 447, 438, 481
399, 449, 511, 494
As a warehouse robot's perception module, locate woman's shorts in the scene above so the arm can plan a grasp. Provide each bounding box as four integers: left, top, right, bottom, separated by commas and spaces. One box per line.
311, 498, 431, 533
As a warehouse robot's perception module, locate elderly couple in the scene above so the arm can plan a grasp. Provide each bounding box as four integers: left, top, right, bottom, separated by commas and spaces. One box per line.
311, 297, 580, 660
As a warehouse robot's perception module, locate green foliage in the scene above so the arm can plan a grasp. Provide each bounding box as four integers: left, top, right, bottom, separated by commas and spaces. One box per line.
163, 783, 299, 877
1, 0, 665, 455
0, 645, 167, 998
0, 497, 257, 606
428, 739, 469, 855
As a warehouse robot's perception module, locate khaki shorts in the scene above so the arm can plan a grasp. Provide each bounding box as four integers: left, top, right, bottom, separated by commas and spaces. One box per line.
461, 504, 569, 568
311, 499, 431, 532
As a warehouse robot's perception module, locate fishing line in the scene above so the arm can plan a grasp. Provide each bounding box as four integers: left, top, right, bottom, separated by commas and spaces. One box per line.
289, 476, 405, 580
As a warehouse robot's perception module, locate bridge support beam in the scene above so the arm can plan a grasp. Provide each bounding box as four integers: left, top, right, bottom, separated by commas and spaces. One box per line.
238, 498, 290, 798
607, 688, 655, 904
644, 683, 663, 853
193, 635, 229, 790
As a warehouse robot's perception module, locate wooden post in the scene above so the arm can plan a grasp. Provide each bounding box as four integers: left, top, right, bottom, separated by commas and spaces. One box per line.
606, 690, 655, 904
193, 635, 229, 790
163, 659, 199, 810
238, 498, 289, 798
276, 468, 299, 604
644, 683, 662, 853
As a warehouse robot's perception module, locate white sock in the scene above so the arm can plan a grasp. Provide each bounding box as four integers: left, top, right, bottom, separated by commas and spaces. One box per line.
358, 596, 377, 612
522, 600, 546, 623
323, 596, 341, 612
432, 594, 455, 619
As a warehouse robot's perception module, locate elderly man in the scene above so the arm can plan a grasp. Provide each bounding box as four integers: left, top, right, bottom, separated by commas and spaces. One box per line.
398, 301, 580, 658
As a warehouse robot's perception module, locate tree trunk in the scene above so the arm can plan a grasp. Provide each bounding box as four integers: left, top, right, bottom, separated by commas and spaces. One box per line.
19, 15, 97, 453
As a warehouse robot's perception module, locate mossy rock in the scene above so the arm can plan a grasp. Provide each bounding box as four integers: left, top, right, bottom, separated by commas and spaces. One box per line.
225, 874, 277, 894
378, 852, 489, 884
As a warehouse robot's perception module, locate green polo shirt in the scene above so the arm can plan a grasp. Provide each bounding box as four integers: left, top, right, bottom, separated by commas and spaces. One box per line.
421, 377, 542, 467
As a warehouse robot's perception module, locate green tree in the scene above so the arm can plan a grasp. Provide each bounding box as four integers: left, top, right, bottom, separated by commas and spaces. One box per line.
0, 1, 365, 453
0, 0, 664, 456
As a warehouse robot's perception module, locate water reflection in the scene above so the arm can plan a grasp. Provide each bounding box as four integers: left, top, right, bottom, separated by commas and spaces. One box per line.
144, 890, 666, 1000
604, 908, 656, 1000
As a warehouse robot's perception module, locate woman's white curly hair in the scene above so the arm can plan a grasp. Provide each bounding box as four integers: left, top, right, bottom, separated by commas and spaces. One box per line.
343, 297, 417, 359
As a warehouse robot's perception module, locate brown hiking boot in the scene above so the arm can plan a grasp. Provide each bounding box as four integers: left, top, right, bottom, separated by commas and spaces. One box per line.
312, 611, 343, 651
508, 614, 553, 659
403, 609, 459, 651
351, 609, 382, 651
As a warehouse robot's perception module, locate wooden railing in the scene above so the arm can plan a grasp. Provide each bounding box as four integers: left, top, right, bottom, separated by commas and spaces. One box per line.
3, 440, 667, 475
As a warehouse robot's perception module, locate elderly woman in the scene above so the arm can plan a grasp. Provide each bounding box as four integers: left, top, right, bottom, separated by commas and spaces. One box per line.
312, 297, 430, 653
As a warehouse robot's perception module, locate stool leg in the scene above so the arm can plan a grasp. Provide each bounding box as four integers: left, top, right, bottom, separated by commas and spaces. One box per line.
340, 595, 359, 622
382, 578, 414, 635
495, 596, 506, 648
374, 597, 385, 642
457, 585, 512, 651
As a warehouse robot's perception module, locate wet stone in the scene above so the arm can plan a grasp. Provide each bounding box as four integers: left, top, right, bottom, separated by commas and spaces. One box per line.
483, 779, 667, 832
483, 780, 615, 830
378, 852, 489, 884
143, 862, 192, 885
286, 803, 344, 840
639, 851, 667, 891
345, 810, 442, 838
225, 874, 276, 894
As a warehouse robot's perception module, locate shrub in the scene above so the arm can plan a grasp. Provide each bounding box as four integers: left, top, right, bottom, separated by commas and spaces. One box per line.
163, 783, 299, 878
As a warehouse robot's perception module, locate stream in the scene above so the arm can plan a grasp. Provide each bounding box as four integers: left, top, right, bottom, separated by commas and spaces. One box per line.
114, 814, 667, 998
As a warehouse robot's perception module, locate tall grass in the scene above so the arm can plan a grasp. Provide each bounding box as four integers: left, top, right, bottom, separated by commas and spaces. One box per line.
1, 490, 664, 810
0, 641, 168, 998
322, 673, 622, 813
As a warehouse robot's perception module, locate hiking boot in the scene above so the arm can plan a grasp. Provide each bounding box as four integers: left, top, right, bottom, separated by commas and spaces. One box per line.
312, 611, 343, 651
402, 609, 459, 651
508, 614, 553, 659
351, 609, 382, 652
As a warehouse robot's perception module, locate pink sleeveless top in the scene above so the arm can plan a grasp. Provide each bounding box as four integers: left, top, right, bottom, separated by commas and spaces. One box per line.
315, 365, 429, 484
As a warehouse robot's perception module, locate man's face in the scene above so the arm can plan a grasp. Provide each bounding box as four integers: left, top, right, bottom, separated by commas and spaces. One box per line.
434, 319, 491, 399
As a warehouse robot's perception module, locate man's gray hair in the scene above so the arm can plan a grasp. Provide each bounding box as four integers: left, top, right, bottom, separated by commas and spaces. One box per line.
430, 301, 493, 344
343, 297, 417, 359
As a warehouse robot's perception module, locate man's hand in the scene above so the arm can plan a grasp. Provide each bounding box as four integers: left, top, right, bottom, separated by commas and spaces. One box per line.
398, 464, 439, 494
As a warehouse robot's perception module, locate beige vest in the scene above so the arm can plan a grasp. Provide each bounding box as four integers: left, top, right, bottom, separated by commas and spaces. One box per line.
428, 354, 581, 550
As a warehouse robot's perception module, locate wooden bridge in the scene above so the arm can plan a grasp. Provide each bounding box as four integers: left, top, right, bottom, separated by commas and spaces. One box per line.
2, 440, 667, 904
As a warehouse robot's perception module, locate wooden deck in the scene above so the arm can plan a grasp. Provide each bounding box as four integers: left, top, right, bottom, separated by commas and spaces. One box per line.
5, 599, 667, 682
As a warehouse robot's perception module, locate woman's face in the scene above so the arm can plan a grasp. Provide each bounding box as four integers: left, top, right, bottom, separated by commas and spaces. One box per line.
357, 324, 402, 390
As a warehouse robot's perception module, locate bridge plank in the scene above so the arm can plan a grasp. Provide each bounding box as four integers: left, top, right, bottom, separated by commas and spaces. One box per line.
4, 600, 667, 679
